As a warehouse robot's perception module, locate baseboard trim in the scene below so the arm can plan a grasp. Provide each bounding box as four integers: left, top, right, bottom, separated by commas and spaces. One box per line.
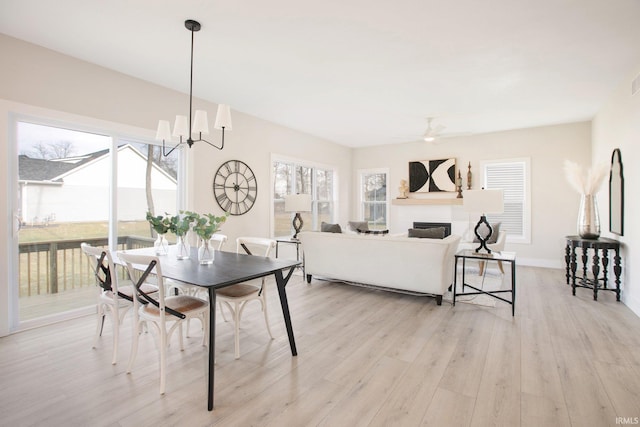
516, 257, 564, 269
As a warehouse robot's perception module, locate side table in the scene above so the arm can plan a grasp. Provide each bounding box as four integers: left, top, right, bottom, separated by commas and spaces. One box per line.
276, 238, 303, 272
565, 236, 621, 301
453, 250, 517, 316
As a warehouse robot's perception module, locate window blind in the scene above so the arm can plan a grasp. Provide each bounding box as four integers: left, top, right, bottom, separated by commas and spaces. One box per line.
485, 161, 526, 237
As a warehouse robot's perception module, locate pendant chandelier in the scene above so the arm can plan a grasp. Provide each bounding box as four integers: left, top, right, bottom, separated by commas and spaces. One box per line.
156, 19, 232, 156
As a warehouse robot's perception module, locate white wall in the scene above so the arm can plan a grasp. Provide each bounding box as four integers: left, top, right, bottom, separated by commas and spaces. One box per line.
0, 34, 351, 336
352, 122, 592, 267
592, 63, 640, 317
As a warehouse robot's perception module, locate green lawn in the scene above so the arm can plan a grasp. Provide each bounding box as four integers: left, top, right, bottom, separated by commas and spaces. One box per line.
18, 220, 157, 243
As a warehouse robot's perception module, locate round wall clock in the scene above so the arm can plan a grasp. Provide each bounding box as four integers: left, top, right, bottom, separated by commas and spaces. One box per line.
213, 160, 257, 215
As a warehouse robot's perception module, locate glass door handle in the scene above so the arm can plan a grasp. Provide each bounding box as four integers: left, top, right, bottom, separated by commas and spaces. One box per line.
13, 213, 21, 237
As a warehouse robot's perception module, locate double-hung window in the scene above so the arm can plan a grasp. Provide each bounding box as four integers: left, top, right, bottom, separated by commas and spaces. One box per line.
481, 158, 530, 243
272, 159, 335, 237
358, 169, 388, 230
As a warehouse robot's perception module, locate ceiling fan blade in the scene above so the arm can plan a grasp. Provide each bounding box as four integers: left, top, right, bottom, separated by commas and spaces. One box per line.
433, 124, 446, 134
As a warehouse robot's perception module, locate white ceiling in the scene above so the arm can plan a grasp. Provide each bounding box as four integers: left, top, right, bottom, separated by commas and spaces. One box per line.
1, 0, 640, 148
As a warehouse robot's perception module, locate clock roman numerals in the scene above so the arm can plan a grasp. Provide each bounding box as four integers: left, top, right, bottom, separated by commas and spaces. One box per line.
213, 160, 257, 216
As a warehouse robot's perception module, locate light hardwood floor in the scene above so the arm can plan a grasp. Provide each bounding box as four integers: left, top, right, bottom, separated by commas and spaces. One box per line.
1, 265, 640, 426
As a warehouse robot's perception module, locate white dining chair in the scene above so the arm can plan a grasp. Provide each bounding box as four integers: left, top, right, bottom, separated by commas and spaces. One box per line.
81, 243, 158, 365
118, 251, 209, 395
217, 237, 276, 359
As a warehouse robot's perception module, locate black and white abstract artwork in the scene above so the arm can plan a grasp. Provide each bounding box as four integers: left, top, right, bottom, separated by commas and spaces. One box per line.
409, 158, 456, 192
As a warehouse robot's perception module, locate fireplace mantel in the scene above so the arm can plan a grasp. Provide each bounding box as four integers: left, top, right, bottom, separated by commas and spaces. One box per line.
392, 198, 462, 206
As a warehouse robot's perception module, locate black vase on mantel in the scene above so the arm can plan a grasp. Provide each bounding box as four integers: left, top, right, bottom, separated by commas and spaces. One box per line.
577, 194, 600, 239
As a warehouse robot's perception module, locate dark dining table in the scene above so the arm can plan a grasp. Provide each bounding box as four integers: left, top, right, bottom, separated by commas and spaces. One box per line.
117, 246, 301, 410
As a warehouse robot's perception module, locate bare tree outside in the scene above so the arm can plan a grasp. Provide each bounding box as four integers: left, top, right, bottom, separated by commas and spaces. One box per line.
49, 140, 75, 159
25, 140, 76, 159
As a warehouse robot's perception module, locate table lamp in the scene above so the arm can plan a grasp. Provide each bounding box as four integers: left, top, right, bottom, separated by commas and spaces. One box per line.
463, 189, 504, 253
284, 193, 312, 239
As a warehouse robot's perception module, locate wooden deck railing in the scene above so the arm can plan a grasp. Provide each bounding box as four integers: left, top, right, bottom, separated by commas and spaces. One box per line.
18, 236, 154, 297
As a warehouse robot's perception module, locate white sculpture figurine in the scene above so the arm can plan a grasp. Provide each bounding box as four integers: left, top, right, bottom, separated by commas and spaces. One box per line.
398, 179, 409, 199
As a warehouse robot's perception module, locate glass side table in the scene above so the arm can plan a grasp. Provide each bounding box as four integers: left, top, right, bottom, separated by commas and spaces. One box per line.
453, 249, 517, 316
275, 238, 303, 273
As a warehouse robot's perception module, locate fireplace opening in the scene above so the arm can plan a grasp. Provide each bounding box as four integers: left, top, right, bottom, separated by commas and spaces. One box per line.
413, 222, 452, 237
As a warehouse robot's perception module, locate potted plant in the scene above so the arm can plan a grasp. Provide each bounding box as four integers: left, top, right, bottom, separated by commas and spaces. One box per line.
168, 211, 197, 260
146, 211, 171, 255
189, 211, 229, 264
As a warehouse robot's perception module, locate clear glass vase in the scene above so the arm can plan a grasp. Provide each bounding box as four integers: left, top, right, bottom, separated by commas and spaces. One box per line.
154, 234, 169, 255
175, 234, 190, 260
198, 237, 215, 265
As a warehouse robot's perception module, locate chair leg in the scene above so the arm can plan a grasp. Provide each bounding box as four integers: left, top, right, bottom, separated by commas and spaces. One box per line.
478, 261, 486, 276
93, 303, 105, 349
260, 294, 274, 340
110, 305, 119, 365
178, 321, 185, 351
234, 302, 241, 359
201, 313, 209, 347
498, 261, 505, 274
219, 301, 229, 322
159, 327, 167, 395
127, 319, 140, 374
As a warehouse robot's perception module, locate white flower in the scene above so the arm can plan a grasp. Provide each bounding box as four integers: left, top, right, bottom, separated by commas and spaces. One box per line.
563, 160, 608, 195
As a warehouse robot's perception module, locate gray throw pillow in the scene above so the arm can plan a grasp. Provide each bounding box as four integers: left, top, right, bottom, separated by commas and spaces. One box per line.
321, 222, 342, 233
408, 227, 446, 239
473, 222, 501, 244
347, 221, 368, 233
357, 228, 389, 235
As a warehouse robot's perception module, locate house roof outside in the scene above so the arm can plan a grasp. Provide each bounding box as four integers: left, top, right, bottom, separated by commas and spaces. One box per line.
18, 145, 176, 183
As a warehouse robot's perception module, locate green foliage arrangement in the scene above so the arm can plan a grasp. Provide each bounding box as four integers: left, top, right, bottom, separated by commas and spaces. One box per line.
146, 211, 171, 235
189, 211, 229, 240
168, 211, 197, 237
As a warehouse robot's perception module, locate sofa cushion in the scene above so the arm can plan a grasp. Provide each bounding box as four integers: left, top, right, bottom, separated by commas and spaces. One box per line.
321, 222, 342, 233
347, 221, 368, 233
473, 222, 501, 244
357, 228, 389, 235
408, 227, 445, 239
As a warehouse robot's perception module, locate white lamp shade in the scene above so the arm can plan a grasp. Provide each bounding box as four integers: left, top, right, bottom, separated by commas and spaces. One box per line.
214, 104, 232, 130
155, 120, 172, 141
173, 115, 189, 138
463, 189, 504, 214
284, 193, 312, 212
192, 110, 209, 134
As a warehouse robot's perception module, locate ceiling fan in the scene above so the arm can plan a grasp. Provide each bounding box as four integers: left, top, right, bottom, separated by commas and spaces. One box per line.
423, 117, 446, 142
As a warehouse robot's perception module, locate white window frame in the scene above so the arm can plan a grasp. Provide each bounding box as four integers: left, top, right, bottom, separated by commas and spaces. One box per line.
270, 154, 337, 238
480, 158, 531, 244
358, 168, 389, 230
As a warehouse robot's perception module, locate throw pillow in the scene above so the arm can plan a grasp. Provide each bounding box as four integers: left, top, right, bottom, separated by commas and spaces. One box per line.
321, 222, 342, 233
347, 221, 369, 233
472, 222, 501, 244
408, 227, 445, 239
357, 228, 389, 235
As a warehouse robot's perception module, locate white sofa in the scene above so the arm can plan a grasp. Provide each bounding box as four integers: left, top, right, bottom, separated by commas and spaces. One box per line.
298, 231, 461, 305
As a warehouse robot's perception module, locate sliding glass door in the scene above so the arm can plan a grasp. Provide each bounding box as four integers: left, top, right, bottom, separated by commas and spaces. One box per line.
14, 121, 180, 325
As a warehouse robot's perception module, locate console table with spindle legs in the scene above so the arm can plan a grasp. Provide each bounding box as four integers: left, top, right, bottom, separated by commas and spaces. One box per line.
565, 236, 621, 301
